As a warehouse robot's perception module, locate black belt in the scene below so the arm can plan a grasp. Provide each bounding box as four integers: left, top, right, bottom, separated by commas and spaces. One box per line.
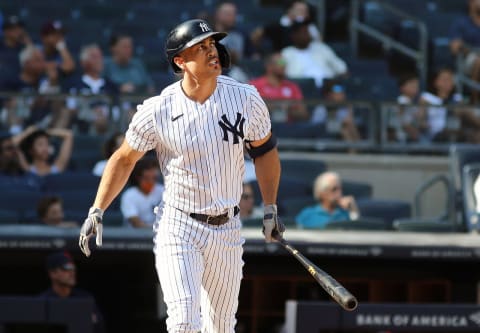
189, 206, 240, 226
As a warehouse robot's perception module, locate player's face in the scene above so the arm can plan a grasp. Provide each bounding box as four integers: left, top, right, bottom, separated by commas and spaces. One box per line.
178, 37, 221, 77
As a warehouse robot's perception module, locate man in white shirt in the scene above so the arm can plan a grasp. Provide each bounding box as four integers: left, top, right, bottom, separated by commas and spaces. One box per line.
120, 157, 164, 228
281, 20, 347, 88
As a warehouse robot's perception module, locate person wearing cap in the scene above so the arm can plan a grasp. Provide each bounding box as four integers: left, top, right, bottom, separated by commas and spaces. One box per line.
40, 20, 75, 75
311, 80, 361, 145
39, 251, 105, 333
0, 15, 33, 90
78, 18, 283, 332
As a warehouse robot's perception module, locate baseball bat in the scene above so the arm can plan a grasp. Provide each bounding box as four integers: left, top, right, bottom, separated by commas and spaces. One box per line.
273, 233, 358, 311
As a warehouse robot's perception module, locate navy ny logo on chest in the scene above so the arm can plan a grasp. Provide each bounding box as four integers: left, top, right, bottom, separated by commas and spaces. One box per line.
218, 113, 245, 144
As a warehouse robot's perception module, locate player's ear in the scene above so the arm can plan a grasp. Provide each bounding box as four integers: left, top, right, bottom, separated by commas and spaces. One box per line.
173, 56, 185, 71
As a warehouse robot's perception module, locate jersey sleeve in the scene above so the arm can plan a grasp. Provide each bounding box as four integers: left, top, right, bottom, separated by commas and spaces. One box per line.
245, 89, 271, 141
125, 101, 158, 152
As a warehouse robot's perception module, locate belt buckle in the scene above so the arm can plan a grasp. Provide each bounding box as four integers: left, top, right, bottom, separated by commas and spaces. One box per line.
206, 215, 215, 224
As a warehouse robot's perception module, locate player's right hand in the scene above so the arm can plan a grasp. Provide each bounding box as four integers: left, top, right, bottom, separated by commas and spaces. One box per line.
262, 204, 285, 243
79, 207, 104, 257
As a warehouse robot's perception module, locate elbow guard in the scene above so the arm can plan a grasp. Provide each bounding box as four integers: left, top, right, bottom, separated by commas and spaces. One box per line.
246, 133, 277, 159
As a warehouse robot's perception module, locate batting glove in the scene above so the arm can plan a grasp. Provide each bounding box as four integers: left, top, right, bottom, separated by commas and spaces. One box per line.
79, 207, 104, 257
262, 204, 285, 243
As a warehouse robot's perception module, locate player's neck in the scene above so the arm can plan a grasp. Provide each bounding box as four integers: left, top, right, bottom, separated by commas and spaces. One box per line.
181, 75, 217, 104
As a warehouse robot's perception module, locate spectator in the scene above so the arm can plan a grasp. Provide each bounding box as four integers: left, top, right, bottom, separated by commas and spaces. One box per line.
391, 73, 426, 142
103, 34, 154, 94
0, 45, 56, 93
239, 182, 263, 220
251, 0, 321, 55
0, 15, 32, 82
225, 51, 250, 83
0, 96, 25, 134
120, 157, 164, 228
39, 251, 105, 333
0, 45, 72, 130
36, 196, 78, 227
0, 134, 24, 176
295, 171, 359, 229
449, 0, 480, 103
214, 1, 252, 60
92, 132, 125, 177
39, 20, 76, 76
249, 52, 309, 122
64, 44, 119, 134
281, 20, 347, 88
311, 82, 361, 144
419, 67, 464, 142
18, 127, 73, 176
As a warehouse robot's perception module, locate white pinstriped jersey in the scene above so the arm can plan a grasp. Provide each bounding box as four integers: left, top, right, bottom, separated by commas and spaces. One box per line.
126, 75, 271, 215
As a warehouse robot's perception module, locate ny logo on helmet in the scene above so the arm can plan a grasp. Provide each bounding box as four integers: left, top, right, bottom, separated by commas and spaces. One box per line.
218, 113, 245, 144
199, 22, 210, 32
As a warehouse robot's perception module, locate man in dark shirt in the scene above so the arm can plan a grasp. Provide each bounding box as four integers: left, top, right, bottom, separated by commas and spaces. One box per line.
39, 251, 105, 333
0, 15, 32, 82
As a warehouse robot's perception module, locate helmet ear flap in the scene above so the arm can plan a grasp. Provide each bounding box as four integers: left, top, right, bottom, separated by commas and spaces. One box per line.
216, 42, 231, 70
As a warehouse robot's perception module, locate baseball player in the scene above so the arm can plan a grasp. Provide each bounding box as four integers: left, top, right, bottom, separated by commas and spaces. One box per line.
79, 19, 284, 333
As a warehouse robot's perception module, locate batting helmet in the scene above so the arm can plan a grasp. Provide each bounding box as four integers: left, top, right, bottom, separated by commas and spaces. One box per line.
165, 19, 230, 73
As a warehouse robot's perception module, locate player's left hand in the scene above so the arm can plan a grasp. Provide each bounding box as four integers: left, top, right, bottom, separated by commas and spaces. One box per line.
262, 204, 285, 243
79, 207, 104, 257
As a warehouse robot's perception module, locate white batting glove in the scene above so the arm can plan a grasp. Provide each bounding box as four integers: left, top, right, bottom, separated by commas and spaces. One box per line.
79, 207, 104, 257
262, 204, 285, 243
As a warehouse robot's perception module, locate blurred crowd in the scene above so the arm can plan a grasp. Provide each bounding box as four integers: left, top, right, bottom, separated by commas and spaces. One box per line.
2, 0, 480, 229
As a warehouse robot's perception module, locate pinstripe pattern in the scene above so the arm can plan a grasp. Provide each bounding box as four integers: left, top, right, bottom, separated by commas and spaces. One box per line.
126, 75, 270, 214
127, 75, 269, 332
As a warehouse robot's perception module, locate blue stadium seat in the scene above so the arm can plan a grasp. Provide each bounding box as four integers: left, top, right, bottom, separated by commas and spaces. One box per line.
103, 210, 124, 227
151, 71, 176, 91
289, 78, 320, 100
0, 190, 42, 218
279, 196, 316, 219
43, 172, 100, 193
280, 159, 327, 185
357, 198, 411, 229
0, 210, 20, 225
342, 180, 372, 200
69, 151, 103, 172
74, 134, 104, 152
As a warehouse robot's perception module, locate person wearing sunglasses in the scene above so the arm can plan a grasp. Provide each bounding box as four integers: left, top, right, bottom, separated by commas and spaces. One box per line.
295, 171, 359, 229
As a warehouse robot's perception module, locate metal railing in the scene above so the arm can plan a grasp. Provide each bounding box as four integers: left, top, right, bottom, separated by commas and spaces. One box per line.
3, 91, 480, 155
350, 0, 428, 86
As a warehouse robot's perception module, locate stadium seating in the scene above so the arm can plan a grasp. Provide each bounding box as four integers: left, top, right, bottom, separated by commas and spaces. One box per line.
357, 198, 411, 229
43, 172, 100, 193
280, 159, 327, 185
0, 210, 20, 225
324, 218, 389, 231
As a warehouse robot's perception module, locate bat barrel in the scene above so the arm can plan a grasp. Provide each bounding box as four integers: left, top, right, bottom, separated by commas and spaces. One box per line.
336, 287, 358, 311
274, 234, 359, 311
